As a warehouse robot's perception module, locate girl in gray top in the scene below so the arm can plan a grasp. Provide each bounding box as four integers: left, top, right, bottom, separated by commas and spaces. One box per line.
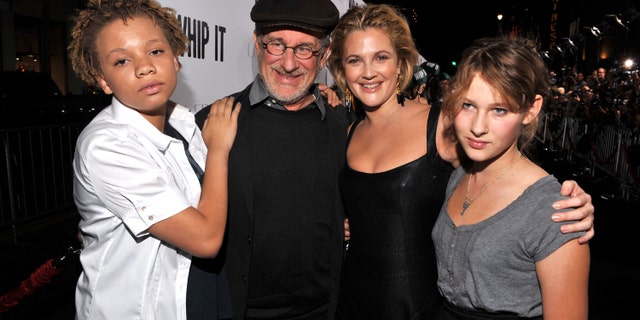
433, 36, 590, 320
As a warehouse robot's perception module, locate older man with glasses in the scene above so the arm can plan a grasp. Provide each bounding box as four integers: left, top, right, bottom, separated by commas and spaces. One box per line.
194, 0, 351, 319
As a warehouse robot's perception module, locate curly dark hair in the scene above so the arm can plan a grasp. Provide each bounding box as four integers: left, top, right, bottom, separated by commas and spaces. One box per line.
68, 0, 188, 86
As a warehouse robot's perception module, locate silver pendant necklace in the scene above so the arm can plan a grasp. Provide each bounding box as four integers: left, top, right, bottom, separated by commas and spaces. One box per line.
460, 152, 522, 216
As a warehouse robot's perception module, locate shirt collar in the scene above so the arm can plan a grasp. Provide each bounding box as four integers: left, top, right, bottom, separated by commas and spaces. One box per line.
111, 97, 196, 152
248, 75, 327, 120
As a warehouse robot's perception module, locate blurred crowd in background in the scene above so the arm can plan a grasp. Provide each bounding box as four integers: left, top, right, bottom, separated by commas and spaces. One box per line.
549, 63, 640, 132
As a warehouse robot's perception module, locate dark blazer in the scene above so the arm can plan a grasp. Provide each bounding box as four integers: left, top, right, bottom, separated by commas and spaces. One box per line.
195, 83, 349, 320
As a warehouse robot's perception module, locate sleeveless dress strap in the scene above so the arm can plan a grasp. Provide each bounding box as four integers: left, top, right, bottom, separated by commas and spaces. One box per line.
427, 105, 440, 155
346, 118, 362, 146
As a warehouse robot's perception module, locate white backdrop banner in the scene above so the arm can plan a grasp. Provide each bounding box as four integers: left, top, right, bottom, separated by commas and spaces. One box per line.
159, 0, 366, 112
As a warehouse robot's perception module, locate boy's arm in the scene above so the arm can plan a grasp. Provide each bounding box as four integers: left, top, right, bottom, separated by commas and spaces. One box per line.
151, 97, 240, 258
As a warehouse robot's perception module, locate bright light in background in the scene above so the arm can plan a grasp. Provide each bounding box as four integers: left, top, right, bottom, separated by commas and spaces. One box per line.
623, 58, 635, 69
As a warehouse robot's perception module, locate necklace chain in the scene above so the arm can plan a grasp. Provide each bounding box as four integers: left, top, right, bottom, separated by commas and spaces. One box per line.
460, 152, 523, 216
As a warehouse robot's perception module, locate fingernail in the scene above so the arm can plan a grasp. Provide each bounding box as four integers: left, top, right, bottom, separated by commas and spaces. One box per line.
552, 214, 560, 221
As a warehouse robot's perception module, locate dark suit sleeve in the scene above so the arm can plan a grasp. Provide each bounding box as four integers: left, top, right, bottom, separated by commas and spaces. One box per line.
195, 105, 210, 130
195, 84, 252, 130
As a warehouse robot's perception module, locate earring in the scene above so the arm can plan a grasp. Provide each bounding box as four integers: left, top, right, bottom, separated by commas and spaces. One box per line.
396, 75, 405, 106
345, 87, 354, 111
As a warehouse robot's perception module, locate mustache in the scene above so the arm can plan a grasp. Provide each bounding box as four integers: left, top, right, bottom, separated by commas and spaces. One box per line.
271, 66, 306, 77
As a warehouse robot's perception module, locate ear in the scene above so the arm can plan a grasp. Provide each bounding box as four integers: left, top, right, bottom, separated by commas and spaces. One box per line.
318, 46, 331, 69
96, 74, 113, 95
522, 94, 543, 125
173, 56, 180, 72
253, 33, 261, 56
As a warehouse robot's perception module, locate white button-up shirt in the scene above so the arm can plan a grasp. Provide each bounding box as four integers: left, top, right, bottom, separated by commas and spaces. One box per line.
73, 98, 206, 320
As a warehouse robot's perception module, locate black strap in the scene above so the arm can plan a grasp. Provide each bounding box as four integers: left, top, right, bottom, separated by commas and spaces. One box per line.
345, 118, 361, 146
164, 121, 204, 184
427, 105, 440, 152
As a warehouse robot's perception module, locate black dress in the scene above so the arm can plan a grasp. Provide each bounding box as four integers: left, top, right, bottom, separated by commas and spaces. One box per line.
336, 106, 453, 320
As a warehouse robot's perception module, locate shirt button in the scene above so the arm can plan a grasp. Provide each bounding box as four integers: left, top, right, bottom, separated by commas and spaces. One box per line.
246, 236, 251, 245
148, 215, 154, 221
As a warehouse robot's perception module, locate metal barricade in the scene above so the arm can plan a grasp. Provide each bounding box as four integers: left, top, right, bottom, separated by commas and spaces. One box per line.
1, 123, 84, 243
537, 112, 640, 201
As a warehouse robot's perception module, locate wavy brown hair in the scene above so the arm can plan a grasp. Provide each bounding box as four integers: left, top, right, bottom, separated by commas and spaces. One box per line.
68, 0, 188, 86
441, 36, 552, 151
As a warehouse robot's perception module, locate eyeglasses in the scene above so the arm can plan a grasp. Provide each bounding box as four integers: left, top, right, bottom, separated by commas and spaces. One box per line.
261, 41, 321, 60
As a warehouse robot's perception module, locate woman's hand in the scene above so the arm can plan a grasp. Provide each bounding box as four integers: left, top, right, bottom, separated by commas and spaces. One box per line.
318, 83, 341, 108
552, 180, 595, 244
